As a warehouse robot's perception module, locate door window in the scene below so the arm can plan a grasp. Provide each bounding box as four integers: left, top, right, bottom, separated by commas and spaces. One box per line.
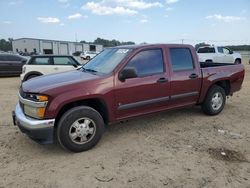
222, 48, 230, 54
53, 57, 74, 65
31, 57, 50, 65
125, 49, 164, 77
169, 48, 194, 71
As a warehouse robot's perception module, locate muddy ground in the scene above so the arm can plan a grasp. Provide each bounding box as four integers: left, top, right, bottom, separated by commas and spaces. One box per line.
0, 58, 250, 188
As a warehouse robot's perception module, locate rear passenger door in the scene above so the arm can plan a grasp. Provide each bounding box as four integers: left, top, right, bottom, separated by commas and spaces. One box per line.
52, 57, 78, 73
168, 48, 202, 106
8, 55, 24, 74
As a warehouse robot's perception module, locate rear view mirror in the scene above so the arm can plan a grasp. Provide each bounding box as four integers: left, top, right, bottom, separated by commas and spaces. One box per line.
119, 67, 138, 82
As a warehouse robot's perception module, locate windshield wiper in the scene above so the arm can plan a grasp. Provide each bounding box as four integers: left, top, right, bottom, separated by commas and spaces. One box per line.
82, 67, 98, 73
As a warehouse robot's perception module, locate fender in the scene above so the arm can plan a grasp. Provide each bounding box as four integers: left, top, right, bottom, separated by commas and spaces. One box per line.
23, 71, 43, 81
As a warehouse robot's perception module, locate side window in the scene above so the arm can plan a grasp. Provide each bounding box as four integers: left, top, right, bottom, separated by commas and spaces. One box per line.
198, 47, 215, 53
169, 48, 194, 71
53, 57, 73, 65
8, 55, 21, 61
31, 57, 50, 65
218, 47, 223, 53
125, 49, 164, 77
223, 48, 230, 54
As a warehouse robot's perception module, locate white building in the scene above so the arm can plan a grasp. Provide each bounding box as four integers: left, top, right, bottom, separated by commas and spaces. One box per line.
12, 38, 103, 55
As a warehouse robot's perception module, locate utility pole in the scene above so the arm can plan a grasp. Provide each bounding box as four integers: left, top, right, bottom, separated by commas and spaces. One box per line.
181, 39, 184, 44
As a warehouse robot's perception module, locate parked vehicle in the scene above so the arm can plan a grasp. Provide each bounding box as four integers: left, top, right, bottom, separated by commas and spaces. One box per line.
12, 44, 245, 152
72, 51, 82, 56
21, 55, 81, 81
197, 46, 242, 64
80, 51, 98, 60
0, 54, 27, 76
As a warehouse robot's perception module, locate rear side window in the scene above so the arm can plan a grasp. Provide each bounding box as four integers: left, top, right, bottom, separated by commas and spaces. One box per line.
198, 47, 215, 53
8, 55, 22, 61
126, 49, 164, 77
0, 55, 21, 61
31, 57, 50, 65
53, 57, 74, 65
169, 48, 194, 71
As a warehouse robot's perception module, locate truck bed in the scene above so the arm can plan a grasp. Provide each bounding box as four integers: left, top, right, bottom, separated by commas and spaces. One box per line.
198, 62, 245, 103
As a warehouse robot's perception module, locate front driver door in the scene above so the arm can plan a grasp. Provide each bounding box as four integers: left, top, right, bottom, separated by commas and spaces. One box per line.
114, 48, 171, 120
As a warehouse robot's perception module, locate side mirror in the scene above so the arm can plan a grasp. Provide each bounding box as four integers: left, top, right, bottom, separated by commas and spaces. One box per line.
229, 51, 233, 54
119, 67, 138, 82
72, 63, 78, 68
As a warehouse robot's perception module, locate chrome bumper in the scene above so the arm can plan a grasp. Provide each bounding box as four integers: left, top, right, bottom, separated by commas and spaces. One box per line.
14, 103, 55, 129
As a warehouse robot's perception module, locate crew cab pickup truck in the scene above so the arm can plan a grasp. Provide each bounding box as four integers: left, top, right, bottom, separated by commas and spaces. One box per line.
12, 44, 245, 152
197, 46, 242, 64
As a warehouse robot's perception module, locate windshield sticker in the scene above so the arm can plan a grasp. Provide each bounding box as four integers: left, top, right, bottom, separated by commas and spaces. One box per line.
116, 49, 129, 54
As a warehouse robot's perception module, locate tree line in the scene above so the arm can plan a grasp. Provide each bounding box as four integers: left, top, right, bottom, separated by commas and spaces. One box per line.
80, 37, 135, 47
0, 38, 249, 52
0, 38, 13, 52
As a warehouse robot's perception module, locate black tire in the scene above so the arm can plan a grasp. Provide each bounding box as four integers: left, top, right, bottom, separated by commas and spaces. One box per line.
86, 56, 90, 60
234, 59, 241, 64
26, 74, 39, 81
56, 106, 105, 152
202, 85, 226, 115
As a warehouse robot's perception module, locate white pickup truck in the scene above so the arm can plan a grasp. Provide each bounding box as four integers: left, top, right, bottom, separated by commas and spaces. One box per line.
197, 46, 241, 64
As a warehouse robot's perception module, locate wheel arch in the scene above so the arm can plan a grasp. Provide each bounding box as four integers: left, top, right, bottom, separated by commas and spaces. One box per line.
23, 71, 43, 81
55, 98, 109, 127
234, 58, 241, 64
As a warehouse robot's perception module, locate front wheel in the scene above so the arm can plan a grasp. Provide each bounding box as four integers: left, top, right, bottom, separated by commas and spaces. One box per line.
202, 85, 226, 115
57, 106, 105, 152
234, 59, 241, 64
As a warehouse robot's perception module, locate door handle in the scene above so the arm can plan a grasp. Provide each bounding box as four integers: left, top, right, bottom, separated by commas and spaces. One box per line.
157, 77, 168, 83
54, 67, 59, 70
189, 73, 198, 79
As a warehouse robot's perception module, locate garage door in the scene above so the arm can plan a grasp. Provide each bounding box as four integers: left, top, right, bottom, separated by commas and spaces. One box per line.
60, 43, 68, 55
76, 44, 83, 52
43, 42, 52, 49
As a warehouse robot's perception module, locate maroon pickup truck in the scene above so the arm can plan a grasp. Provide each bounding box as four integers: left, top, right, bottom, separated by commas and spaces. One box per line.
12, 44, 245, 152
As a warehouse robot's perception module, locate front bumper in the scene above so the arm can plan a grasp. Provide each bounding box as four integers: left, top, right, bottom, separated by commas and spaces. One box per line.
13, 103, 55, 144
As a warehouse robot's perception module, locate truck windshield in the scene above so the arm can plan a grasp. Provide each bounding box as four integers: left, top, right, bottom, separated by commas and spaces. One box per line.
82, 48, 131, 74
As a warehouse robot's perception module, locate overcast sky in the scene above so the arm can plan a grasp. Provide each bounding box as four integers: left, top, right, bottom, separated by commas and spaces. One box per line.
0, 0, 250, 45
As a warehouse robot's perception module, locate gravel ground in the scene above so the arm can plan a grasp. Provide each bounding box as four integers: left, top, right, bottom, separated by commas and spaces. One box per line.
0, 58, 249, 188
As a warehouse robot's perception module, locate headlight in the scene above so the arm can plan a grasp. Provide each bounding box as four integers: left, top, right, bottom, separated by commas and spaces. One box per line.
24, 106, 46, 119
20, 94, 48, 119
26, 94, 48, 102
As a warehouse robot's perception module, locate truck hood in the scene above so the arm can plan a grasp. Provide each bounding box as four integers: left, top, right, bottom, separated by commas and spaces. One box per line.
22, 70, 100, 93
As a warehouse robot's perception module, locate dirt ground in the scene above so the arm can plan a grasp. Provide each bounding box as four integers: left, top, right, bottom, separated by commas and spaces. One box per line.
0, 58, 250, 188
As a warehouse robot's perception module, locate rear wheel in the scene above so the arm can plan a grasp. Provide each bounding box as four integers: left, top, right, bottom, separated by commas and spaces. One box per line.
56, 106, 105, 152
202, 85, 226, 115
86, 56, 90, 60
